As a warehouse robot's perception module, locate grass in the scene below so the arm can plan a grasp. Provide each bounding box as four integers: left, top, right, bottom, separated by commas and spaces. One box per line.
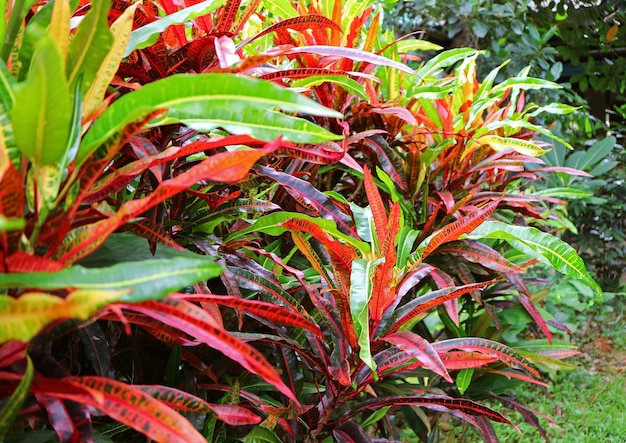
448, 295, 626, 442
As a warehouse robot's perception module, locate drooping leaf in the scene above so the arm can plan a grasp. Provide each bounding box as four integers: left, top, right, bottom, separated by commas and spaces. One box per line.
0, 257, 222, 303
388, 281, 495, 334
122, 298, 297, 402
351, 395, 513, 425
134, 385, 261, 425
433, 338, 540, 379
176, 294, 323, 337
382, 331, 452, 382
0, 290, 127, 343
477, 135, 550, 157
466, 221, 602, 295
77, 74, 342, 167
61, 377, 207, 443
287, 46, 415, 74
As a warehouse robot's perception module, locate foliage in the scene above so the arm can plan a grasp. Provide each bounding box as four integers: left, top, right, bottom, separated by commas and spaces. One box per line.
0, 1, 600, 442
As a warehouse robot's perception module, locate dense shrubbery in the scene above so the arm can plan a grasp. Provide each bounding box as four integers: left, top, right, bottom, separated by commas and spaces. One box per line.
0, 1, 601, 442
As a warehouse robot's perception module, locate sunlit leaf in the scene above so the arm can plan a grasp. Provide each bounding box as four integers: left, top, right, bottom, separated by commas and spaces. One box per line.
125, 0, 227, 56
0, 290, 127, 343
0, 257, 222, 303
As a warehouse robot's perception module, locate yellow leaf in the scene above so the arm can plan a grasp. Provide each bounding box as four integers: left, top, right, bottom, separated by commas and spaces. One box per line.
83, 3, 139, 119
0, 289, 128, 343
477, 135, 550, 157
50, 0, 71, 63
606, 24, 619, 43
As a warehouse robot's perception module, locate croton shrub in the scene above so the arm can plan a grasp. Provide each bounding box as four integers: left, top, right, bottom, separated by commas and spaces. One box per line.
0, 1, 599, 442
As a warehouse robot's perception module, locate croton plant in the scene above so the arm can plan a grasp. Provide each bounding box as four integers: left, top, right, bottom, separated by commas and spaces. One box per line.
0, 0, 600, 442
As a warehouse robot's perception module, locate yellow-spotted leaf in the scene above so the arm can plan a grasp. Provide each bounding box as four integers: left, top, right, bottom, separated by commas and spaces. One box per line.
49, 0, 71, 62
83, 3, 139, 119
477, 135, 550, 157
0, 289, 128, 343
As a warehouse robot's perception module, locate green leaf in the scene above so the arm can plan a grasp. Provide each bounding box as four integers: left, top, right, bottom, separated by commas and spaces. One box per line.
350, 258, 382, 376
361, 406, 391, 428
0, 355, 33, 438
66, 0, 113, 95
125, 0, 227, 56
11, 36, 71, 166
77, 74, 343, 167
416, 48, 482, 82
165, 107, 341, 143
241, 425, 283, 443
466, 221, 602, 295
292, 75, 369, 102
456, 368, 474, 395
0, 290, 127, 343
0, 257, 223, 303
396, 39, 443, 53
261, 0, 299, 19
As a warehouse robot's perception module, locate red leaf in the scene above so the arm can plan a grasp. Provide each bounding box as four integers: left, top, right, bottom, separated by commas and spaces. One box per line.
382, 331, 452, 382
121, 298, 298, 403
0, 151, 24, 256
433, 338, 540, 379
440, 351, 498, 370
242, 15, 342, 48
175, 294, 323, 337
389, 280, 495, 334
5, 252, 64, 273
134, 385, 261, 425
352, 395, 513, 425
421, 199, 500, 260
363, 165, 388, 241
58, 141, 278, 263
437, 241, 526, 273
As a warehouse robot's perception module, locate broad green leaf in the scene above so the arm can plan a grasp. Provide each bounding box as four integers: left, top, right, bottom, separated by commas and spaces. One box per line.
491, 76, 561, 96
0, 257, 223, 302
11, 36, 71, 166
530, 187, 592, 200
0, 289, 127, 343
261, 0, 298, 19
578, 136, 616, 172
396, 40, 443, 53
241, 425, 283, 443
477, 135, 550, 157
350, 258, 382, 376
66, 0, 113, 95
164, 107, 341, 143
415, 48, 482, 82
78, 74, 343, 167
125, 0, 227, 56
456, 368, 474, 395
361, 406, 391, 428
83, 3, 139, 119
225, 211, 370, 254
466, 221, 601, 295
0, 355, 32, 439
292, 75, 369, 102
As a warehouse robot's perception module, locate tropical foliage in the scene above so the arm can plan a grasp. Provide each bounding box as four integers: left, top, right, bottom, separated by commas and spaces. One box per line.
0, 1, 599, 442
